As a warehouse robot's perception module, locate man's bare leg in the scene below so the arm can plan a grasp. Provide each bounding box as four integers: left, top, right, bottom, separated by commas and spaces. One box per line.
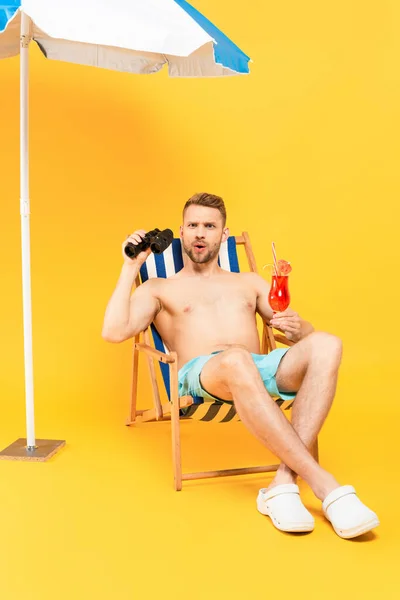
269, 331, 343, 488
200, 346, 340, 501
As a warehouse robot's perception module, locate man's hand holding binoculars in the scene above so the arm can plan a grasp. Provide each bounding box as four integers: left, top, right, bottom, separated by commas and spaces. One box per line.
122, 228, 174, 267
122, 230, 151, 266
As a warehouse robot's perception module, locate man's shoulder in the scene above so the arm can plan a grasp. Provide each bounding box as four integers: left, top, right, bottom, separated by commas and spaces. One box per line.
213, 270, 263, 293
236, 271, 263, 283
140, 277, 167, 292
237, 271, 259, 278
236, 271, 269, 293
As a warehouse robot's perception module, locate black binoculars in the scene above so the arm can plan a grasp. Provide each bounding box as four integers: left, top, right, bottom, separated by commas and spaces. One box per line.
124, 228, 174, 259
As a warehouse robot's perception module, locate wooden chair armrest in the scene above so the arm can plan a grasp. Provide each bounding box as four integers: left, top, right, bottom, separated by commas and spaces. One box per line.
273, 334, 295, 347
134, 343, 176, 364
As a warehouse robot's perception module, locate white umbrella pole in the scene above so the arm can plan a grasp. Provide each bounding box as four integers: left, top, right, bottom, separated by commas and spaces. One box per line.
0, 11, 66, 461
20, 11, 35, 450
0, 11, 65, 461
0, 12, 65, 461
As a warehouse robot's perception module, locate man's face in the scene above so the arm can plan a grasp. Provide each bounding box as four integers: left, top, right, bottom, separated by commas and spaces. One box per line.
180, 205, 229, 264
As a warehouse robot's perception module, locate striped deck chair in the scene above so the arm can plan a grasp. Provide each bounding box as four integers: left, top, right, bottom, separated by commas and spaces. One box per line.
126, 232, 319, 490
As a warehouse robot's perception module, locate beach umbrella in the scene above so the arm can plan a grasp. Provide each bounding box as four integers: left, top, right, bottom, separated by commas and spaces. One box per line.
0, 0, 250, 460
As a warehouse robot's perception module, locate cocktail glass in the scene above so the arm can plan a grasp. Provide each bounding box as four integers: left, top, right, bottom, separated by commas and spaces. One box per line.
268, 274, 290, 313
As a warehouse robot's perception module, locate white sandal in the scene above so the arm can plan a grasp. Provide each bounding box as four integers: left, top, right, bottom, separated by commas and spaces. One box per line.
323, 485, 380, 539
257, 484, 315, 533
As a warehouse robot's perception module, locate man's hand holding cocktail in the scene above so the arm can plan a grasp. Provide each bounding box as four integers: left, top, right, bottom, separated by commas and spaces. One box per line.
270, 308, 313, 343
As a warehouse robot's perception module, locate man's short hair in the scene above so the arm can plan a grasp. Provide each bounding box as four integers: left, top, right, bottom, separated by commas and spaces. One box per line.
183, 193, 227, 227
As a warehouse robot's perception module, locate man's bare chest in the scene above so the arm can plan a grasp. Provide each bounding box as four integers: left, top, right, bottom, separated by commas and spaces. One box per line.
158, 281, 256, 317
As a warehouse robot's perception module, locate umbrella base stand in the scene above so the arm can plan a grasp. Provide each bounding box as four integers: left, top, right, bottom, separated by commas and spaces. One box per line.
0, 438, 66, 461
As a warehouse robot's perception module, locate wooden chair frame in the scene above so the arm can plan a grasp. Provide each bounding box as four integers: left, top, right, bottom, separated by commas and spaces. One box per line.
126, 232, 318, 490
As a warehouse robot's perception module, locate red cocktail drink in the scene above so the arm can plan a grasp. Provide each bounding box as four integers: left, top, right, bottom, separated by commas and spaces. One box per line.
268, 275, 290, 312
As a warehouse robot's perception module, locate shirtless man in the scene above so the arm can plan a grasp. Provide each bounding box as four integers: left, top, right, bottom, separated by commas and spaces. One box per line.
102, 192, 379, 539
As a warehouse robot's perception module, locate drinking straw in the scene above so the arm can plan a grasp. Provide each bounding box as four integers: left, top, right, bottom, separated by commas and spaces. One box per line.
272, 242, 279, 277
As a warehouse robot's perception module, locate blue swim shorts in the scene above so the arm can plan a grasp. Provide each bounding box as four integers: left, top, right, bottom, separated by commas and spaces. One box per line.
178, 348, 296, 407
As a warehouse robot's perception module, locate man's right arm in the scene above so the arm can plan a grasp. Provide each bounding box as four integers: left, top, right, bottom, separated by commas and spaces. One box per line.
102, 230, 160, 343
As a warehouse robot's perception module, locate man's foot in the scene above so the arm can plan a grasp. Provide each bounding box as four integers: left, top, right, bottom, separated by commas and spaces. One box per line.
323, 485, 380, 539
257, 484, 315, 533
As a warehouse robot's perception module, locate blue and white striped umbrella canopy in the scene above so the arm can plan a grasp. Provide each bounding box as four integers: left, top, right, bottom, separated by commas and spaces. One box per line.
0, 0, 250, 76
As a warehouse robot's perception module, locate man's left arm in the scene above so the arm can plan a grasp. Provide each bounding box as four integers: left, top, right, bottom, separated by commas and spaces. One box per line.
253, 273, 314, 343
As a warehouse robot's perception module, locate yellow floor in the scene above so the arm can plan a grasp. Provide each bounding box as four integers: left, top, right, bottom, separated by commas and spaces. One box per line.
0, 370, 398, 600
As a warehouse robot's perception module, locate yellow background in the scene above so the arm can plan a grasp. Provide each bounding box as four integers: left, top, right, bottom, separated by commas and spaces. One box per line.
0, 1, 399, 598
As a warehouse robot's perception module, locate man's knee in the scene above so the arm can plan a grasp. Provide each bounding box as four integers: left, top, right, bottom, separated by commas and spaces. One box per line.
219, 347, 255, 376
307, 332, 343, 362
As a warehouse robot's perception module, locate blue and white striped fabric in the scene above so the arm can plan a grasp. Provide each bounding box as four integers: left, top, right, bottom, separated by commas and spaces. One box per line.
140, 236, 240, 400
0, 1, 250, 76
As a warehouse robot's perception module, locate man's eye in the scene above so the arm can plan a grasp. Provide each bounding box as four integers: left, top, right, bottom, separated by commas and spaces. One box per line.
206, 224, 215, 228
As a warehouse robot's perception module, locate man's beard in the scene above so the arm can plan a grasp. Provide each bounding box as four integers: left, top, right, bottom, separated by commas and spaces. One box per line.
182, 241, 221, 264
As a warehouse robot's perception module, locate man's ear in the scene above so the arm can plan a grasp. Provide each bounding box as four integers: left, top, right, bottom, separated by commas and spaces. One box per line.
222, 227, 230, 242
179, 225, 183, 239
